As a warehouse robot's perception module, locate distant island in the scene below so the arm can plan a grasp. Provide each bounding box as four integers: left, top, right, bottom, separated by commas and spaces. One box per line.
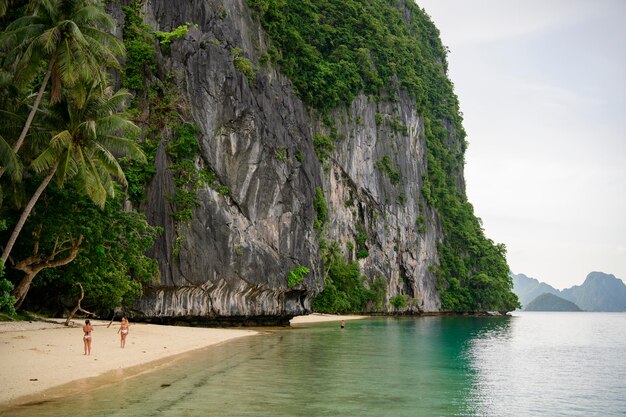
524, 293, 582, 312
511, 273, 561, 307
512, 271, 626, 312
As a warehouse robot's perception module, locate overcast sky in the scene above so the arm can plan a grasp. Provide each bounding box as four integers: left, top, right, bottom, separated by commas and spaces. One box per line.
416, 0, 626, 289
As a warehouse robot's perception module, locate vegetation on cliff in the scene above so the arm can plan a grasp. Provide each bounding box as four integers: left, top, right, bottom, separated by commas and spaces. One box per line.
0, 0, 520, 317
248, 0, 520, 312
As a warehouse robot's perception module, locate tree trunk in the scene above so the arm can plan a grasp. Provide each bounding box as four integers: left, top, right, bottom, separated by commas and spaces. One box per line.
11, 233, 83, 309
65, 282, 95, 326
0, 56, 54, 180
12, 60, 53, 154
11, 271, 36, 310
1, 160, 59, 263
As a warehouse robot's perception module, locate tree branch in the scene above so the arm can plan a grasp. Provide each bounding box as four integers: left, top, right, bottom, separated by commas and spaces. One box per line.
65, 282, 95, 326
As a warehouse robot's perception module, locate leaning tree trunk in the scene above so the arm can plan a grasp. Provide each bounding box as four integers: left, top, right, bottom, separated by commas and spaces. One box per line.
65, 282, 95, 326
11, 233, 83, 309
0, 59, 53, 179
11, 270, 37, 310
12, 60, 53, 155
1, 160, 59, 264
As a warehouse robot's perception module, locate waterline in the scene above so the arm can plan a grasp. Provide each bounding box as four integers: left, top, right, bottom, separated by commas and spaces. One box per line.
3, 313, 624, 416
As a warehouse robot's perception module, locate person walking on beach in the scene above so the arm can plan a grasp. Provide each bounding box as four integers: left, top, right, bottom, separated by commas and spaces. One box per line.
83, 319, 94, 355
118, 317, 130, 348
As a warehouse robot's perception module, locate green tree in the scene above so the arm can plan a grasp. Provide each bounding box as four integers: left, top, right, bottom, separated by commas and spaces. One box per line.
0, 218, 16, 314
0, 131, 20, 186
312, 241, 376, 313
0, 0, 124, 158
3, 182, 159, 310
1, 83, 145, 281
0, 0, 12, 17
121, 0, 156, 92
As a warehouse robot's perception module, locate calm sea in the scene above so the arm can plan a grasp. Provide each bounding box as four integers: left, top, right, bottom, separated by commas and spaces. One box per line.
3, 312, 625, 416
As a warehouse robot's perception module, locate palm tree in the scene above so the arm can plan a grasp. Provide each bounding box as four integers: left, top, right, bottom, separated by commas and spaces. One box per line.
0, 0, 125, 159
1, 82, 145, 270
0, 0, 10, 17
0, 51, 27, 195
0, 134, 20, 193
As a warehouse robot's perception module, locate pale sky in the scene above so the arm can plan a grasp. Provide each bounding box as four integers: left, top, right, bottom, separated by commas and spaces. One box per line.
417, 0, 626, 289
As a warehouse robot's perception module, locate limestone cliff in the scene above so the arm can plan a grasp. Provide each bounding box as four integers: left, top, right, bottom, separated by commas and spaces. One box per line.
119, 0, 458, 323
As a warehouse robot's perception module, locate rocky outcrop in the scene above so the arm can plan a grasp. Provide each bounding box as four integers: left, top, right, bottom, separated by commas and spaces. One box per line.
321, 92, 442, 312
124, 0, 448, 323
561, 272, 626, 312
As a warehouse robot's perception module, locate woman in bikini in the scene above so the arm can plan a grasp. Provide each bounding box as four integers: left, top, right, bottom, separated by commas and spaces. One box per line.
83, 319, 94, 355
118, 317, 130, 348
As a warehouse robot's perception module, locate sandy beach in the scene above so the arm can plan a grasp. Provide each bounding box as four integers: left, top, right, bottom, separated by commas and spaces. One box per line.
289, 313, 367, 325
0, 318, 256, 407
0, 313, 365, 407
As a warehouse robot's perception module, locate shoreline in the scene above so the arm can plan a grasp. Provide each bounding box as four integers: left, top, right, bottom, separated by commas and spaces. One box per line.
0, 313, 365, 408
289, 313, 368, 325
0, 318, 257, 408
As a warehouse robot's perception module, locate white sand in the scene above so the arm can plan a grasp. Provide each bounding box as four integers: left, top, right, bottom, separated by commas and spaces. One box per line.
0, 313, 366, 407
0, 319, 256, 406
289, 313, 368, 325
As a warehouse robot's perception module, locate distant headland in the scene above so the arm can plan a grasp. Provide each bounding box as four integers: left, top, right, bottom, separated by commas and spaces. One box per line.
512, 271, 626, 312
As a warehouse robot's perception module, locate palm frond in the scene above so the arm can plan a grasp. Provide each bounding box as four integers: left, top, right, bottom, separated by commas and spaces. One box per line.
64, 20, 89, 48
98, 165, 116, 198
48, 130, 73, 150
73, 5, 116, 31
0, 134, 22, 181
4, 15, 46, 32
97, 134, 146, 162
40, 26, 61, 54
99, 89, 132, 112
51, 149, 73, 186
81, 26, 125, 63
0, 110, 26, 136
91, 144, 126, 182
82, 154, 108, 208
96, 114, 138, 135
35, 0, 58, 19
31, 146, 62, 174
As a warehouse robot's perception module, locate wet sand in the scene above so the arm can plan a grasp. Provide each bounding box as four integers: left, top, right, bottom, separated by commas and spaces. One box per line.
0, 319, 256, 406
0, 314, 365, 407
289, 313, 368, 325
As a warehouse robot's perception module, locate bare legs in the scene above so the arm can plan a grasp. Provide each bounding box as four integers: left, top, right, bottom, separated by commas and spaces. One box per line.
84, 337, 92, 355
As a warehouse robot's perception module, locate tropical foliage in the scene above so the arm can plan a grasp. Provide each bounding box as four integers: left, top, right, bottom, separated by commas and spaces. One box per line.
0, 0, 157, 314
287, 265, 310, 287
248, 0, 519, 312
312, 242, 385, 313
9, 183, 159, 313
0, 0, 124, 156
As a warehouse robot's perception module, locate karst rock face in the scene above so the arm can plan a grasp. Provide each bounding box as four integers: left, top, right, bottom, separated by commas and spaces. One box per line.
116, 0, 448, 324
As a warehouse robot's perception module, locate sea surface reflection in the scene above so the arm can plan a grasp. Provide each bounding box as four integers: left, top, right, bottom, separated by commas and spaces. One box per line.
467, 312, 626, 416
2, 313, 624, 417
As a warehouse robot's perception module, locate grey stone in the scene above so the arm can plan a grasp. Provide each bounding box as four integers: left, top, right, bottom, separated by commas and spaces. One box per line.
123, 0, 449, 323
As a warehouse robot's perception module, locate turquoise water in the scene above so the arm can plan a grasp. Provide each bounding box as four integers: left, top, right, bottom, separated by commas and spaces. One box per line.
3, 312, 625, 416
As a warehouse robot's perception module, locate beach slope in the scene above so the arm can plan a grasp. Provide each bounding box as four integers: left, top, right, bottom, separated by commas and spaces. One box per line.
0, 313, 366, 407
0, 319, 256, 406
